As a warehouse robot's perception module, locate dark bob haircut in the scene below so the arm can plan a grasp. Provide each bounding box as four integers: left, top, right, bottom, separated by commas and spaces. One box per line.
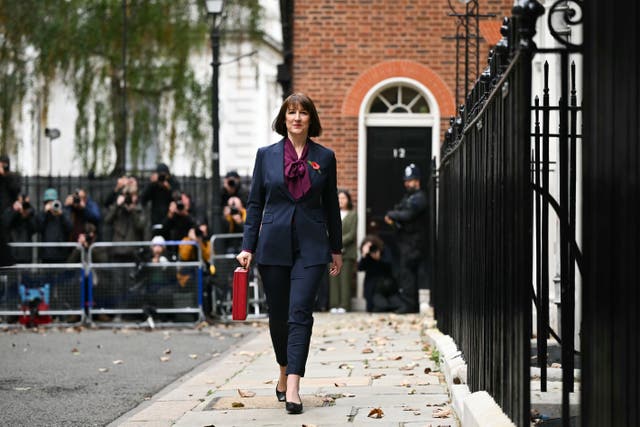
272, 93, 323, 138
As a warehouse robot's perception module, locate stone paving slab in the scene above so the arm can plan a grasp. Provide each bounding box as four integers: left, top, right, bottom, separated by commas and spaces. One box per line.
116, 313, 460, 427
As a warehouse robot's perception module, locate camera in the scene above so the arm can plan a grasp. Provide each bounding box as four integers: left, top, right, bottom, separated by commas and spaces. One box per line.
369, 244, 379, 253
176, 200, 185, 211
229, 206, 240, 215
22, 201, 31, 211
158, 173, 167, 182
227, 178, 237, 188
194, 227, 204, 239
124, 194, 133, 205
51, 200, 62, 213
73, 192, 81, 205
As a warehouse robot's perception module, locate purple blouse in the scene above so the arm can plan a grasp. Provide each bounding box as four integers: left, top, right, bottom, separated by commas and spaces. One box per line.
284, 138, 312, 199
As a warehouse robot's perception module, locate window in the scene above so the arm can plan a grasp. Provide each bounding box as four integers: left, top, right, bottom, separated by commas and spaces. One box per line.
369, 85, 430, 114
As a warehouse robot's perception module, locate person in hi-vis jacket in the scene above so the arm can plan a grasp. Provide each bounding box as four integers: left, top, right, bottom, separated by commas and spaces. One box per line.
236, 93, 342, 415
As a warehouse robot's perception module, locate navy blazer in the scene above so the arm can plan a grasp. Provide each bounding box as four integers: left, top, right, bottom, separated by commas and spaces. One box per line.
242, 138, 342, 267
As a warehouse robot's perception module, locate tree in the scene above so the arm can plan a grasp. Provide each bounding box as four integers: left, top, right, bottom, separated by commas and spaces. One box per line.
0, 0, 263, 175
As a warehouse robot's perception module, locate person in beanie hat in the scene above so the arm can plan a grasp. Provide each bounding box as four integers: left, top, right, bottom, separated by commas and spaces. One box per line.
384, 163, 428, 313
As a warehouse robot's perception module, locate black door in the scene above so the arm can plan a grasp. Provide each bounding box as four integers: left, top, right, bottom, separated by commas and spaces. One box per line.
366, 126, 432, 251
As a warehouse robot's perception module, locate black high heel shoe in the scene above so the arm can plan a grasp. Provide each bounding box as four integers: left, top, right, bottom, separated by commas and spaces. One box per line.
285, 400, 303, 414
275, 384, 286, 402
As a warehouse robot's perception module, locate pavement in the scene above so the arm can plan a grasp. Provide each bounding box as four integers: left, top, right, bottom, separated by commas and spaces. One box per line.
110, 311, 459, 427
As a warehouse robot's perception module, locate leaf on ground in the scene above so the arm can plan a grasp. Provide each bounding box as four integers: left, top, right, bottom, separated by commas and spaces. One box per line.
160, 356, 171, 362
98, 368, 109, 373
237, 389, 255, 398
231, 401, 245, 408
302, 424, 318, 427
551, 362, 562, 368
361, 347, 374, 354
112, 360, 124, 365
433, 407, 453, 418
189, 354, 198, 359
163, 348, 172, 355
338, 363, 352, 369
370, 373, 385, 379
424, 367, 432, 374
237, 351, 255, 357
71, 348, 80, 355
389, 355, 403, 361
334, 382, 347, 387
13, 387, 31, 391
368, 407, 384, 418
399, 363, 417, 371
195, 321, 209, 330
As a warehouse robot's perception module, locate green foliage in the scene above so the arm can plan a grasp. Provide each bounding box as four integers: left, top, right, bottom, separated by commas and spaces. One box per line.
0, 0, 263, 174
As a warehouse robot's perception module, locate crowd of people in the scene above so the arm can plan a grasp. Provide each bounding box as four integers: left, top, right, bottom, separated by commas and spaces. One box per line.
0, 152, 428, 317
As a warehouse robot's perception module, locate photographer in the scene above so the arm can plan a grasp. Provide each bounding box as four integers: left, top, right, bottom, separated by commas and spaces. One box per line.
140, 163, 180, 234
2, 194, 36, 263
64, 187, 101, 242
35, 188, 72, 263
161, 192, 196, 246
221, 171, 248, 208
105, 187, 147, 259
358, 235, 401, 313
103, 187, 146, 312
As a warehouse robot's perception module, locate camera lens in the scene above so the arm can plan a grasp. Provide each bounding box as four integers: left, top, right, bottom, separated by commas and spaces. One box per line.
124, 194, 132, 205
52, 200, 62, 212
227, 179, 237, 188
158, 173, 166, 182
369, 244, 378, 253
176, 201, 184, 210
73, 196, 80, 204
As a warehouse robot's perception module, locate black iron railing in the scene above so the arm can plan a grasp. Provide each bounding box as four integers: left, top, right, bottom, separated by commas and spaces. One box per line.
432, 2, 544, 425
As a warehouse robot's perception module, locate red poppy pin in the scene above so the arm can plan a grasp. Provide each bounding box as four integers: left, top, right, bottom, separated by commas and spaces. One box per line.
308, 160, 321, 174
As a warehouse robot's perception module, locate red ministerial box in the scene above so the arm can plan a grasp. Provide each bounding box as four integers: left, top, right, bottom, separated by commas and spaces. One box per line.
232, 267, 249, 321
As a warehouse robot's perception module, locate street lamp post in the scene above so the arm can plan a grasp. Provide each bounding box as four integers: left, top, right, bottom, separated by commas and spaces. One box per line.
44, 127, 61, 184
206, 0, 224, 235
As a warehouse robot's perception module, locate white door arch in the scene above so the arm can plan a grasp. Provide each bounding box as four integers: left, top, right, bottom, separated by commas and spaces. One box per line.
353, 78, 440, 309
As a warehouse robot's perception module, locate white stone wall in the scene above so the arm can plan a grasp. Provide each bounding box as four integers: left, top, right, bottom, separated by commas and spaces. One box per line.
12, 0, 283, 179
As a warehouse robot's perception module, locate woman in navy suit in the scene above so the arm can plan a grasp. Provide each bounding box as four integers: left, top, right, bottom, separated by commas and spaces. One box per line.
236, 93, 343, 414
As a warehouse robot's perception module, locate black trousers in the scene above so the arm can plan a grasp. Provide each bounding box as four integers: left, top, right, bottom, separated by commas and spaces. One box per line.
258, 257, 326, 377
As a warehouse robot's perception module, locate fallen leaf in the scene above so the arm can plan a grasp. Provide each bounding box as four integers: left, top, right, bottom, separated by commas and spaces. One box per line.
71, 348, 80, 355
368, 407, 384, 418
551, 362, 562, 369
98, 368, 109, 373
370, 373, 385, 379
338, 363, 352, 369
163, 348, 171, 355
389, 355, 403, 361
13, 387, 31, 391
112, 360, 124, 365
189, 354, 198, 359
424, 367, 432, 374
302, 424, 318, 427
400, 363, 417, 371
433, 407, 453, 418
362, 348, 374, 354
334, 382, 347, 387
160, 356, 171, 362
237, 389, 256, 398
237, 351, 255, 357
231, 401, 245, 408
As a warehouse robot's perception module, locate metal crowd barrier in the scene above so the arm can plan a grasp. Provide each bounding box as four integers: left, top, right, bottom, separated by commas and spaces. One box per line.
87, 240, 204, 325
209, 233, 266, 319
0, 242, 85, 326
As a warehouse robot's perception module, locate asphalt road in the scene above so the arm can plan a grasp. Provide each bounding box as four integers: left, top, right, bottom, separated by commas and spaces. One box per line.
0, 322, 260, 427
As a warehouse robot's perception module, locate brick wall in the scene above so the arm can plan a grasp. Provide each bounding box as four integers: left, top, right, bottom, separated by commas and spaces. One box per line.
291, 0, 513, 202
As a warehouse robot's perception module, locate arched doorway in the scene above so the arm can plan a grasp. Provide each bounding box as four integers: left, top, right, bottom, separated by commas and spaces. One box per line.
354, 78, 439, 308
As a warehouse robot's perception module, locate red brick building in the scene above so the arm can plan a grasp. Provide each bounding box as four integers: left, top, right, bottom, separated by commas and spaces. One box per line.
283, 0, 513, 244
